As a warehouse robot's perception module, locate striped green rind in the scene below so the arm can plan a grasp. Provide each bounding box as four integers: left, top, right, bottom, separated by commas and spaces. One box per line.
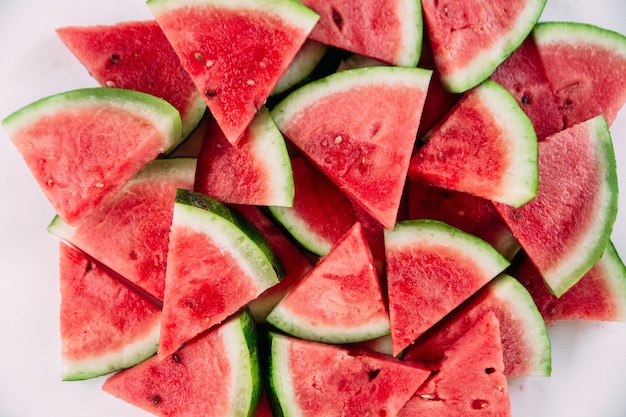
266, 205, 333, 256
267, 332, 301, 417
601, 242, 626, 321
533, 21, 626, 55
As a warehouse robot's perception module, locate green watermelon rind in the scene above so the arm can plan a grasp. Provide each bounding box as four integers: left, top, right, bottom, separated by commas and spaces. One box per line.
394, 0, 424, 67
266, 332, 302, 417
174, 189, 285, 283
533, 21, 626, 58
62, 315, 160, 381
271, 40, 328, 96
436, 0, 546, 93
266, 204, 334, 256
2, 87, 183, 154
600, 241, 626, 321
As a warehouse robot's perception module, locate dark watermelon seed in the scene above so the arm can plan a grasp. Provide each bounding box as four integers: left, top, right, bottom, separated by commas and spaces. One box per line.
85, 261, 93, 274
110, 54, 120, 64
521, 95, 530, 105
485, 367, 495, 374
331, 8, 343, 30
205, 89, 218, 98
151, 395, 161, 405
173, 353, 181, 363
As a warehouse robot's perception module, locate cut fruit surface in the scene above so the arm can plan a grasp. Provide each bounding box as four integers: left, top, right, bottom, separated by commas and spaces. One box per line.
148, 0, 319, 143
266, 222, 389, 344
103, 310, 261, 417
385, 219, 510, 356
495, 114, 618, 297
408, 79, 538, 208
2, 87, 182, 226
272, 66, 432, 229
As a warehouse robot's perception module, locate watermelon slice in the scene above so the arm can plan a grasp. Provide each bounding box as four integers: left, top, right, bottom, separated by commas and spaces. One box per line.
421, 0, 546, 92
147, 0, 319, 144
272, 66, 432, 229
533, 21, 626, 128
194, 107, 294, 207
56, 20, 206, 139
266, 222, 389, 344
385, 219, 510, 356
495, 114, 618, 297
48, 158, 196, 301
271, 40, 328, 96
408, 79, 539, 208
158, 189, 283, 359
267, 332, 430, 416
59, 243, 161, 381
299, 0, 423, 66
511, 242, 626, 326
2, 87, 183, 226
398, 312, 511, 417
403, 274, 552, 377
103, 310, 262, 417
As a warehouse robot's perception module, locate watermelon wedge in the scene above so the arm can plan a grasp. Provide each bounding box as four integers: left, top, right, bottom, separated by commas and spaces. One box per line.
59, 243, 161, 381
533, 21, 626, 128
103, 310, 262, 417
408, 79, 539, 208
495, 114, 618, 297
421, 0, 546, 92
385, 219, 510, 356
56, 20, 206, 139
266, 222, 389, 344
398, 312, 511, 417
158, 189, 283, 359
271, 40, 328, 96
272, 66, 432, 229
194, 107, 294, 207
147, 0, 319, 144
48, 158, 196, 301
2, 87, 183, 226
267, 332, 430, 417
299, 0, 424, 66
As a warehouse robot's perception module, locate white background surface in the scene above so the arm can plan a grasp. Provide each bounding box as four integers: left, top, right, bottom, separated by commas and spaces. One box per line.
0, 0, 625, 416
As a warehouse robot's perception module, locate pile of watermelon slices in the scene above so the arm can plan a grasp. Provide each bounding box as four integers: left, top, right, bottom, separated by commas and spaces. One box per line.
2, 0, 626, 416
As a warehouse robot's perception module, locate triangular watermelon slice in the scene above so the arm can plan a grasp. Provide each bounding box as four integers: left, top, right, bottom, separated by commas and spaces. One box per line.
56, 20, 206, 139
421, 0, 546, 92
59, 243, 161, 381
147, 0, 319, 144
495, 114, 618, 297
194, 107, 294, 207
272, 66, 432, 229
298, 0, 423, 66
2, 87, 183, 226
266, 222, 389, 344
268, 332, 431, 416
385, 219, 510, 356
398, 312, 511, 417
408, 79, 539, 208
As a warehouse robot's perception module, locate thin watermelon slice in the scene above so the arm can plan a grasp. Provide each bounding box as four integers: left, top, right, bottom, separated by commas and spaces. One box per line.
404, 274, 552, 377
194, 107, 294, 207
421, 0, 546, 92
511, 242, 626, 326
56, 20, 206, 139
398, 312, 511, 417
103, 310, 262, 417
266, 222, 389, 344
59, 243, 161, 381
534, 21, 626, 128
408, 79, 539, 208
48, 158, 196, 301
299, 0, 423, 66
495, 114, 618, 297
158, 189, 283, 359
147, 0, 319, 144
267, 331, 430, 417
272, 66, 432, 229
385, 219, 510, 356
271, 40, 328, 96
2, 87, 183, 226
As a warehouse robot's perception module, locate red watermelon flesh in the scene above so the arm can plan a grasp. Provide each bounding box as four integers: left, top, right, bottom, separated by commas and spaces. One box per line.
148, 0, 319, 144
399, 312, 510, 417
510, 243, 626, 326
59, 243, 161, 381
194, 107, 293, 207
490, 35, 563, 140
268, 332, 430, 417
403, 274, 552, 377
406, 179, 520, 260
534, 21, 626, 129
299, 0, 423, 66
49, 158, 196, 301
494, 115, 618, 297
56, 20, 206, 138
